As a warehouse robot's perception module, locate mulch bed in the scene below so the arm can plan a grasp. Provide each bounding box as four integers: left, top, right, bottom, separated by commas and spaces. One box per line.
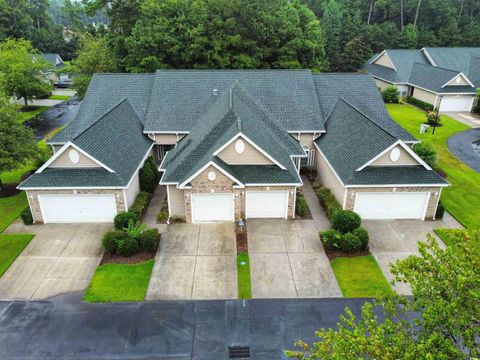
325, 248, 370, 261
236, 232, 248, 253
295, 212, 313, 220
0, 184, 21, 198
99, 250, 156, 265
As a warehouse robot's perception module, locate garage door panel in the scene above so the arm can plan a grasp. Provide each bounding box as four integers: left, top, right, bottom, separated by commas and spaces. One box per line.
246, 191, 288, 219
39, 195, 117, 223
191, 193, 234, 222
439, 97, 473, 112
354, 192, 429, 220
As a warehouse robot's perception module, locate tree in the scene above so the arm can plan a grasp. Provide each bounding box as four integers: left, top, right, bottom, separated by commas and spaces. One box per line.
0, 94, 37, 190
286, 231, 480, 359
338, 37, 371, 71
0, 39, 52, 107
399, 24, 418, 48
321, 0, 343, 71
412, 141, 437, 168
381, 85, 400, 103
71, 34, 119, 98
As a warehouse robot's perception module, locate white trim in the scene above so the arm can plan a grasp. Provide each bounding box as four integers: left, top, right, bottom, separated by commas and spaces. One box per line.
432, 187, 443, 220
37, 142, 115, 173
125, 143, 155, 188
123, 189, 128, 211
421, 191, 431, 220
287, 130, 326, 134
144, 131, 190, 134
292, 188, 296, 219
212, 133, 286, 170
158, 150, 169, 171
345, 183, 448, 188
342, 189, 348, 210
441, 72, 475, 88
245, 183, 302, 186
370, 50, 397, 71
356, 140, 432, 171
19, 186, 126, 190
421, 48, 437, 66
166, 185, 172, 218
313, 142, 346, 187
178, 161, 244, 189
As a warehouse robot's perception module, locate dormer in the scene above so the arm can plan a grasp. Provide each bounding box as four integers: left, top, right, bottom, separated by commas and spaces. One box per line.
370, 50, 396, 70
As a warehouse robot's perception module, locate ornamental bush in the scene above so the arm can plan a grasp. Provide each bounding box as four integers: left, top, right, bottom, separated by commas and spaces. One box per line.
381, 86, 400, 103
320, 229, 342, 250
341, 232, 363, 252
139, 156, 160, 193
316, 188, 341, 220
331, 210, 362, 234
130, 191, 152, 218
295, 193, 309, 217
412, 141, 438, 169
435, 200, 445, 220
20, 207, 33, 225
353, 227, 369, 250
114, 211, 139, 230
139, 228, 160, 252
102, 230, 129, 254
117, 236, 140, 257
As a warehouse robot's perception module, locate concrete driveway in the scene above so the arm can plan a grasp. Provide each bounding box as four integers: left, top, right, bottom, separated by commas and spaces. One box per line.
248, 219, 341, 298
0, 224, 110, 300
365, 213, 462, 295
442, 112, 480, 128
146, 223, 237, 300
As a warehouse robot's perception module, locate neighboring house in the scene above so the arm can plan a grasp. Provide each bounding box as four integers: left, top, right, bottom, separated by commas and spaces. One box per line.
39, 53, 71, 86
18, 70, 448, 224
363, 47, 480, 112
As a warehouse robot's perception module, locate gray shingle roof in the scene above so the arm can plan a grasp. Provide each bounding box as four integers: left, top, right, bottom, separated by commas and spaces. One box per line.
144, 69, 325, 133
315, 98, 447, 186
408, 63, 476, 94
423, 47, 480, 82
313, 74, 415, 141
39, 53, 64, 68
20, 99, 153, 189
161, 84, 303, 185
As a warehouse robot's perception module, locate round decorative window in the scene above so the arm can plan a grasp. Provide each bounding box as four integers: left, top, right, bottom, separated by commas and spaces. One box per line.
455, 76, 462, 84
389, 147, 401, 162
235, 139, 245, 154
68, 149, 80, 164
207, 171, 216, 181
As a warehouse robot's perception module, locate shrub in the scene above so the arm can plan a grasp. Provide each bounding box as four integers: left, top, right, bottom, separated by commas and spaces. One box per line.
341, 232, 362, 252
332, 210, 362, 234
435, 200, 445, 220
102, 230, 129, 254
124, 221, 146, 240
381, 86, 399, 103
320, 229, 342, 250
130, 191, 152, 218
20, 207, 33, 225
353, 227, 369, 250
412, 141, 438, 168
316, 188, 341, 220
139, 228, 160, 252
157, 210, 169, 223
295, 193, 309, 217
114, 211, 138, 230
407, 96, 434, 111
139, 156, 160, 193
171, 215, 186, 223
117, 236, 140, 257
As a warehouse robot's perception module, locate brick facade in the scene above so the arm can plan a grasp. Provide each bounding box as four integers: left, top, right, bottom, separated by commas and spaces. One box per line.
26, 189, 126, 224
345, 186, 442, 220
181, 165, 296, 223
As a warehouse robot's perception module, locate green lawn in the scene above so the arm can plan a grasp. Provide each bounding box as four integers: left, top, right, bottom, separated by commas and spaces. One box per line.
387, 104, 480, 229
434, 228, 472, 247
331, 255, 392, 298
237, 252, 252, 299
83, 260, 154, 302
0, 192, 28, 233
0, 234, 34, 277
17, 106, 49, 124
48, 95, 70, 101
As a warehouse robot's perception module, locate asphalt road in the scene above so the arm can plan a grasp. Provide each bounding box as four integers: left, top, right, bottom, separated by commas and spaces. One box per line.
447, 128, 480, 173
0, 296, 376, 359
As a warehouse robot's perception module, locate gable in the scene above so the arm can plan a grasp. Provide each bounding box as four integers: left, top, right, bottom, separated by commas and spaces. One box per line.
372, 52, 396, 70
369, 144, 421, 167
190, 164, 237, 189
48, 145, 100, 168
444, 73, 472, 87
217, 138, 274, 165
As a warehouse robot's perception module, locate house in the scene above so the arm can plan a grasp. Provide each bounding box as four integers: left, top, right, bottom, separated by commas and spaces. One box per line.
363, 47, 480, 112
38, 53, 71, 87
18, 70, 448, 224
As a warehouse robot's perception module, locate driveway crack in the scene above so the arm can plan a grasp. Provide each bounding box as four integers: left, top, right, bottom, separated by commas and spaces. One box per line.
280, 222, 299, 298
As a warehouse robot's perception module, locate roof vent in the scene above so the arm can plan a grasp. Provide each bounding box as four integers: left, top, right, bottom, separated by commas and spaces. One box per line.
213, 88, 219, 96
228, 346, 250, 359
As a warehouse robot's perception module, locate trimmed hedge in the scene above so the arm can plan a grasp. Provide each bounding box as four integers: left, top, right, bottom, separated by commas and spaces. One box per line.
130, 192, 152, 218
295, 190, 310, 217
102, 230, 130, 254
117, 236, 140, 257
139, 228, 160, 252
320, 229, 342, 250
407, 96, 434, 111
353, 227, 369, 250
114, 211, 139, 230
20, 207, 33, 225
316, 188, 341, 220
331, 210, 362, 234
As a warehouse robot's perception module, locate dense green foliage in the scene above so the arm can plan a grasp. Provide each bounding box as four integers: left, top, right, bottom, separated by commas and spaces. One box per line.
295, 189, 310, 218
130, 191, 152, 218
381, 85, 400, 103
138, 228, 160, 252
116, 235, 140, 256
435, 200, 445, 219
331, 210, 361, 234
352, 227, 369, 250
412, 141, 438, 168
315, 187, 341, 220
113, 211, 139, 230
20, 207, 33, 225
139, 156, 160, 193
407, 95, 435, 111
102, 230, 129, 254
288, 231, 480, 359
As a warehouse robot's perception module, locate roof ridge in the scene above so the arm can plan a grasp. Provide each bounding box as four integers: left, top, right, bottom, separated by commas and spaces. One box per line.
411, 61, 461, 74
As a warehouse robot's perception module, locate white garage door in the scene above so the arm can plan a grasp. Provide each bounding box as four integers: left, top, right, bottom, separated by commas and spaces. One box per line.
38, 194, 117, 223
354, 192, 429, 220
246, 191, 288, 219
439, 96, 473, 112
191, 193, 234, 222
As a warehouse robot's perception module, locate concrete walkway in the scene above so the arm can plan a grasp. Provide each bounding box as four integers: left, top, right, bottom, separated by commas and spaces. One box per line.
446, 128, 480, 173
442, 111, 480, 128
143, 185, 167, 229
300, 175, 330, 231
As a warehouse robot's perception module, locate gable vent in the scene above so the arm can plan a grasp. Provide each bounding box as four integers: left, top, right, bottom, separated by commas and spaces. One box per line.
228, 346, 250, 359
213, 88, 219, 96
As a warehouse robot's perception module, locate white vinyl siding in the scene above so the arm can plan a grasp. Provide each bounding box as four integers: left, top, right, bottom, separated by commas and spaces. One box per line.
439, 96, 474, 112
38, 194, 117, 223
191, 193, 234, 222
245, 191, 288, 219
